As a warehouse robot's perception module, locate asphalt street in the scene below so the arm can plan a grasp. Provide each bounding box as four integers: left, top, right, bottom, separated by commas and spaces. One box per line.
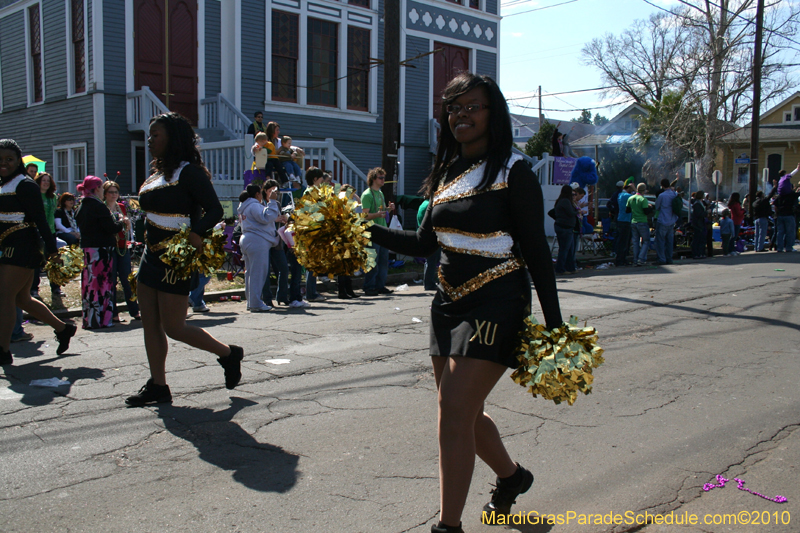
1, 252, 798, 533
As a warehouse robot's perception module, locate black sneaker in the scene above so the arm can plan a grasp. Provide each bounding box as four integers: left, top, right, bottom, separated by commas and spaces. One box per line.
55, 323, 77, 355
1, 347, 12, 365
431, 522, 463, 533
378, 287, 393, 294
125, 379, 172, 406
218, 345, 244, 389
482, 463, 534, 520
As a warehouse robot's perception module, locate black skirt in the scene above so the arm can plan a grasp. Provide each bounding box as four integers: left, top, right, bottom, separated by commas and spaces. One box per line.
137, 247, 192, 295
429, 268, 532, 369
0, 229, 44, 269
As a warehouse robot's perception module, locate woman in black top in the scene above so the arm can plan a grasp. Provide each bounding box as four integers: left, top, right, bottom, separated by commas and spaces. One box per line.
553, 184, 579, 274
0, 139, 76, 365
75, 175, 126, 329
368, 73, 563, 533
55, 192, 80, 245
125, 113, 244, 407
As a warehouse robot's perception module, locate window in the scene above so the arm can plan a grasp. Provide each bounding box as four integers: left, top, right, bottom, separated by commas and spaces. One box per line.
28, 4, 43, 103
787, 112, 793, 122
272, 11, 299, 102
469, 0, 480, 8
795, 106, 800, 121
347, 27, 370, 111
737, 166, 748, 184
54, 144, 86, 192
307, 18, 338, 107
513, 128, 520, 137
70, 0, 86, 94
348, 0, 370, 6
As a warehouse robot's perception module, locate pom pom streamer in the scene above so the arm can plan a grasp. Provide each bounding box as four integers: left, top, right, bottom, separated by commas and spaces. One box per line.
128, 271, 138, 302
159, 226, 227, 280
510, 316, 604, 406
289, 184, 376, 276
44, 245, 84, 287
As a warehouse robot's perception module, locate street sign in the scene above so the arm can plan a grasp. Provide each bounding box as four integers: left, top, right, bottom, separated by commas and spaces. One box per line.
711, 170, 722, 185
734, 157, 750, 164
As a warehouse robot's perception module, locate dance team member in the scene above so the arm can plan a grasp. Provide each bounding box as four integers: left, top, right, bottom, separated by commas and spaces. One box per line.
126, 113, 243, 406
367, 73, 563, 532
0, 139, 76, 365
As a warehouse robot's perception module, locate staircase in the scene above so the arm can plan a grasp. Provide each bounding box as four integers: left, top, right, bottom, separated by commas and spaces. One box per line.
126, 88, 368, 203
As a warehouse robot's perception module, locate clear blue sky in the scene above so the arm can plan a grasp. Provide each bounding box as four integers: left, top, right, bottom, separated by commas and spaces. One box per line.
499, 0, 677, 123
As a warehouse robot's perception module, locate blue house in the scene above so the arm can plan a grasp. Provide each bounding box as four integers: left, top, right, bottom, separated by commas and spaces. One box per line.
0, 0, 500, 202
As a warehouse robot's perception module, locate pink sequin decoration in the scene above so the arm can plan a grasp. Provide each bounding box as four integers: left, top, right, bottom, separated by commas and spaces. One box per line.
703, 475, 787, 503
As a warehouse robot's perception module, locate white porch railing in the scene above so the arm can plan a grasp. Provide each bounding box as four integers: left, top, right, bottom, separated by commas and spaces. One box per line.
201, 137, 368, 203
200, 94, 250, 139
126, 86, 169, 132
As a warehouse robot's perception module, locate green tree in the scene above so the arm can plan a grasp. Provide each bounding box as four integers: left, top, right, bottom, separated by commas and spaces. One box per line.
524, 120, 557, 159
571, 109, 593, 124
593, 114, 609, 126
597, 144, 645, 198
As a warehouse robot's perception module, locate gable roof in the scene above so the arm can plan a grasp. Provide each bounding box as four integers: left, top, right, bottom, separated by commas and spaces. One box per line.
753, 91, 800, 125
596, 103, 649, 134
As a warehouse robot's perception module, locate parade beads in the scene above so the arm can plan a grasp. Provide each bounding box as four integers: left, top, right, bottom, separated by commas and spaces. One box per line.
289, 184, 376, 276
159, 225, 227, 280
44, 245, 84, 286
510, 316, 604, 406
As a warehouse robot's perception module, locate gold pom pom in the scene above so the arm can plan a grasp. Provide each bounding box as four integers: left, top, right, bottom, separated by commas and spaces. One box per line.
159, 225, 227, 280
510, 316, 605, 406
290, 184, 376, 276
44, 245, 84, 287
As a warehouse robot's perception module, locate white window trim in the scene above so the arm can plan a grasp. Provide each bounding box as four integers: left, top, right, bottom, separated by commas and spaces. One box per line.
65, 0, 89, 98
53, 142, 88, 193
433, 0, 496, 18
25, 1, 46, 106
0, 48, 4, 113
791, 105, 800, 123
264, 3, 379, 119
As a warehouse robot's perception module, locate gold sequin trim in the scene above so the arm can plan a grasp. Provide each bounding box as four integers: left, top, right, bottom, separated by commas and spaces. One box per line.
435, 228, 515, 258
434, 182, 507, 206
0, 212, 26, 222
439, 243, 515, 259
139, 176, 180, 195
434, 227, 508, 239
145, 211, 191, 231
145, 237, 170, 253
0, 222, 33, 246
438, 258, 523, 302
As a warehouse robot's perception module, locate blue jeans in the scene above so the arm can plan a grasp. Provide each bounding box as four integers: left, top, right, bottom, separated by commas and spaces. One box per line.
364, 244, 389, 291
286, 249, 303, 302
113, 249, 140, 317
13, 308, 24, 337
423, 248, 441, 290
775, 215, 796, 252
262, 245, 289, 304
655, 222, 674, 264
755, 217, 768, 251
189, 273, 211, 308
631, 222, 650, 263
554, 225, 576, 273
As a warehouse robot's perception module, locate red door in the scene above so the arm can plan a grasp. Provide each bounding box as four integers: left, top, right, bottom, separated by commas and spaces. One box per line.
432, 42, 470, 120
134, 0, 198, 124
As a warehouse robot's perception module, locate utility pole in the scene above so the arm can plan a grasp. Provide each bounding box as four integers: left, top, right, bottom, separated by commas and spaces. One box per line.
748, 0, 764, 214
538, 86, 543, 127
381, 0, 400, 204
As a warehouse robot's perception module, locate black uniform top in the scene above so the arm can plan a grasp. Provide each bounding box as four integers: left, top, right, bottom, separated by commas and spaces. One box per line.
370, 154, 562, 330
75, 196, 125, 248
0, 173, 57, 256
138, 162, 223, 253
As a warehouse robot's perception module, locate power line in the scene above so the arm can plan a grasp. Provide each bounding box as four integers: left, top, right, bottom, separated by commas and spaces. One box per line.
503, 0, 580, 18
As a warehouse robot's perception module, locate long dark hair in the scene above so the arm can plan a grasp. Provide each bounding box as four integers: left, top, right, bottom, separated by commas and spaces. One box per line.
729, 192, 741, 206
421, 73, 513, 198
149, 112, 210, 180
35, 172, 56, 198
557, 184, 574, 202
0, 139, 27, 180
239, 184, 261, 202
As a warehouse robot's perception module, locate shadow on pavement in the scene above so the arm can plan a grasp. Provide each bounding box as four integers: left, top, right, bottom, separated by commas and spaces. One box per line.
155, 397, 299, 493
2, 356, 104, 406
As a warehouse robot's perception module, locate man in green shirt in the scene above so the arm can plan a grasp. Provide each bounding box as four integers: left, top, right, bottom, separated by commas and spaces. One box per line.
628, 183, 653, 265
361, 167, 394, 295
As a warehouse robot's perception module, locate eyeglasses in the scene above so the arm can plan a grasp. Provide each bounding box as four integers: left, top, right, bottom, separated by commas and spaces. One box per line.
107, 190, 119, 195
446, 104, 489, 114
376, 176, 386, 180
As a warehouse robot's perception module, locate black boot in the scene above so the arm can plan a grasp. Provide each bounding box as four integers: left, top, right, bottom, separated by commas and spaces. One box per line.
55, 323, 77, 355
482, 463, 534, 519
431, 522, 463, 533
1, 346, 12, 365
337, 276, 352, 299
345, 276, 359, 298
218, 345, 244, 389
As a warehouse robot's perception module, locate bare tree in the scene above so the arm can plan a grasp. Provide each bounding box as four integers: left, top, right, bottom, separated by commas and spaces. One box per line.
582, 0, 800, 191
